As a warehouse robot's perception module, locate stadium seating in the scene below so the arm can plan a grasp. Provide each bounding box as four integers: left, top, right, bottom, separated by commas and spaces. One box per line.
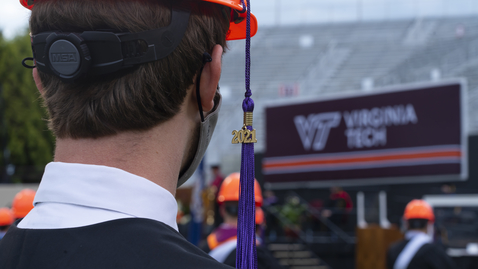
208, 16, 478, 166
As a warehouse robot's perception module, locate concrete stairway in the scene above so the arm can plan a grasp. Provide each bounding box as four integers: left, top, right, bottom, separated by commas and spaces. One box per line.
268, 243, 331, 269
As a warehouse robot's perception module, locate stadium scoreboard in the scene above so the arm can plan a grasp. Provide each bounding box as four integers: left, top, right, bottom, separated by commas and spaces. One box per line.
263, 79, 468, 188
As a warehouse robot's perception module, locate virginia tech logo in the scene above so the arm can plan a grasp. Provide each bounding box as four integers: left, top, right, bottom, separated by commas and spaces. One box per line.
294, 112, 341, 151
294, 104, 418, 151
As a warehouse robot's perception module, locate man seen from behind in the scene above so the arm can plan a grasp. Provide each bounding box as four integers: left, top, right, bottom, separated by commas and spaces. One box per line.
0, 0, 258, 268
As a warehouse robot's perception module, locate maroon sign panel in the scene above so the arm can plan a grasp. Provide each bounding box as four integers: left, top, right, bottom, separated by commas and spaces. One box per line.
263, 81, 467, 187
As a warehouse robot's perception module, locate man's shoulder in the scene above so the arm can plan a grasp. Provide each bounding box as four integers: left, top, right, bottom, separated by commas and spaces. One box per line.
388, 239, 437, 257
0, 218, 232, 269
414, 242, 447, 257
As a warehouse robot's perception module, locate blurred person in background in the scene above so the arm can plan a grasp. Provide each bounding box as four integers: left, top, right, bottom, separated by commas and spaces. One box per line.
209, 164, 225, 227
0, 208, 14, 240
280, 195, 306, 239
322, 186, 353, 230
203, 172, 283, 269
387, 199, 457, 269
11, 189, 35, 221
176, 199, 191, 239
210, 165, 224, 190
441, 184, 456, 194
263, 190, 278, 207
263, 190, 280, 242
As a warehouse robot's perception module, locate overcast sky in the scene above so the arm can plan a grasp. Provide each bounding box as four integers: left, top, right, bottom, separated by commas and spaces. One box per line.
1, 0, 477, 39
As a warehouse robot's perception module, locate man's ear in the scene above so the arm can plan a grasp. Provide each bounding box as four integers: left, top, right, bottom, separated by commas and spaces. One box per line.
33, 68, 44, 94
199, 44, 223, 113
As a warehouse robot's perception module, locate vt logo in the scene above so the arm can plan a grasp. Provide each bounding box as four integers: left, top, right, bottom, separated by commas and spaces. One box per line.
294, 112, 341, 151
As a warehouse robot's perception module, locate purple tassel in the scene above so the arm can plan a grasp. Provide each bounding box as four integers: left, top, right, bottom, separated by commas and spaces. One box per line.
236, 0, 257, 268
236, 99, 256, 269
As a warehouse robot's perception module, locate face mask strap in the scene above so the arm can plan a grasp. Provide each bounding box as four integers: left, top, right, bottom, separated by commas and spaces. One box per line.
22, 57, 36, 69
195, 52, 213, 122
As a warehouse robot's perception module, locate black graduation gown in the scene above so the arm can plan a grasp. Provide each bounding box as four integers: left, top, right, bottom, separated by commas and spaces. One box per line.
0, 218, 233, 269
387, 239, 457, 269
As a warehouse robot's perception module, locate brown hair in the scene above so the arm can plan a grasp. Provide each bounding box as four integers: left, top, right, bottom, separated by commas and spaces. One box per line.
30, 0, 229, 138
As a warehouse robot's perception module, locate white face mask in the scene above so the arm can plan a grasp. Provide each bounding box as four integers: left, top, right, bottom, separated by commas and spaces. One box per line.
177, 94, 222, 187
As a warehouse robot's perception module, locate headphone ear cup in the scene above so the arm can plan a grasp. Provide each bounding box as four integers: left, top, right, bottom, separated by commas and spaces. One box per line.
44, 32, 91, 82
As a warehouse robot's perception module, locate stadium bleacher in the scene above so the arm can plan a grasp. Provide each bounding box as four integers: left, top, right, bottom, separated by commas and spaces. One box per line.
207, 16, 478, 171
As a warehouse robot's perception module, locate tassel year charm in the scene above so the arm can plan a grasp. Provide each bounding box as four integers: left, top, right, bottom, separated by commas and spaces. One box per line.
231, 112, 257, 144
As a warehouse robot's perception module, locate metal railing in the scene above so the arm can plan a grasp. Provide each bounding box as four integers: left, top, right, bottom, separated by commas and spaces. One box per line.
263, 191, 356, 244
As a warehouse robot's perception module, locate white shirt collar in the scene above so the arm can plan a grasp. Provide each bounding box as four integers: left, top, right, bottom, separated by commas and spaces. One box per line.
33, 162, 178, 231
405, 230, 427, 240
